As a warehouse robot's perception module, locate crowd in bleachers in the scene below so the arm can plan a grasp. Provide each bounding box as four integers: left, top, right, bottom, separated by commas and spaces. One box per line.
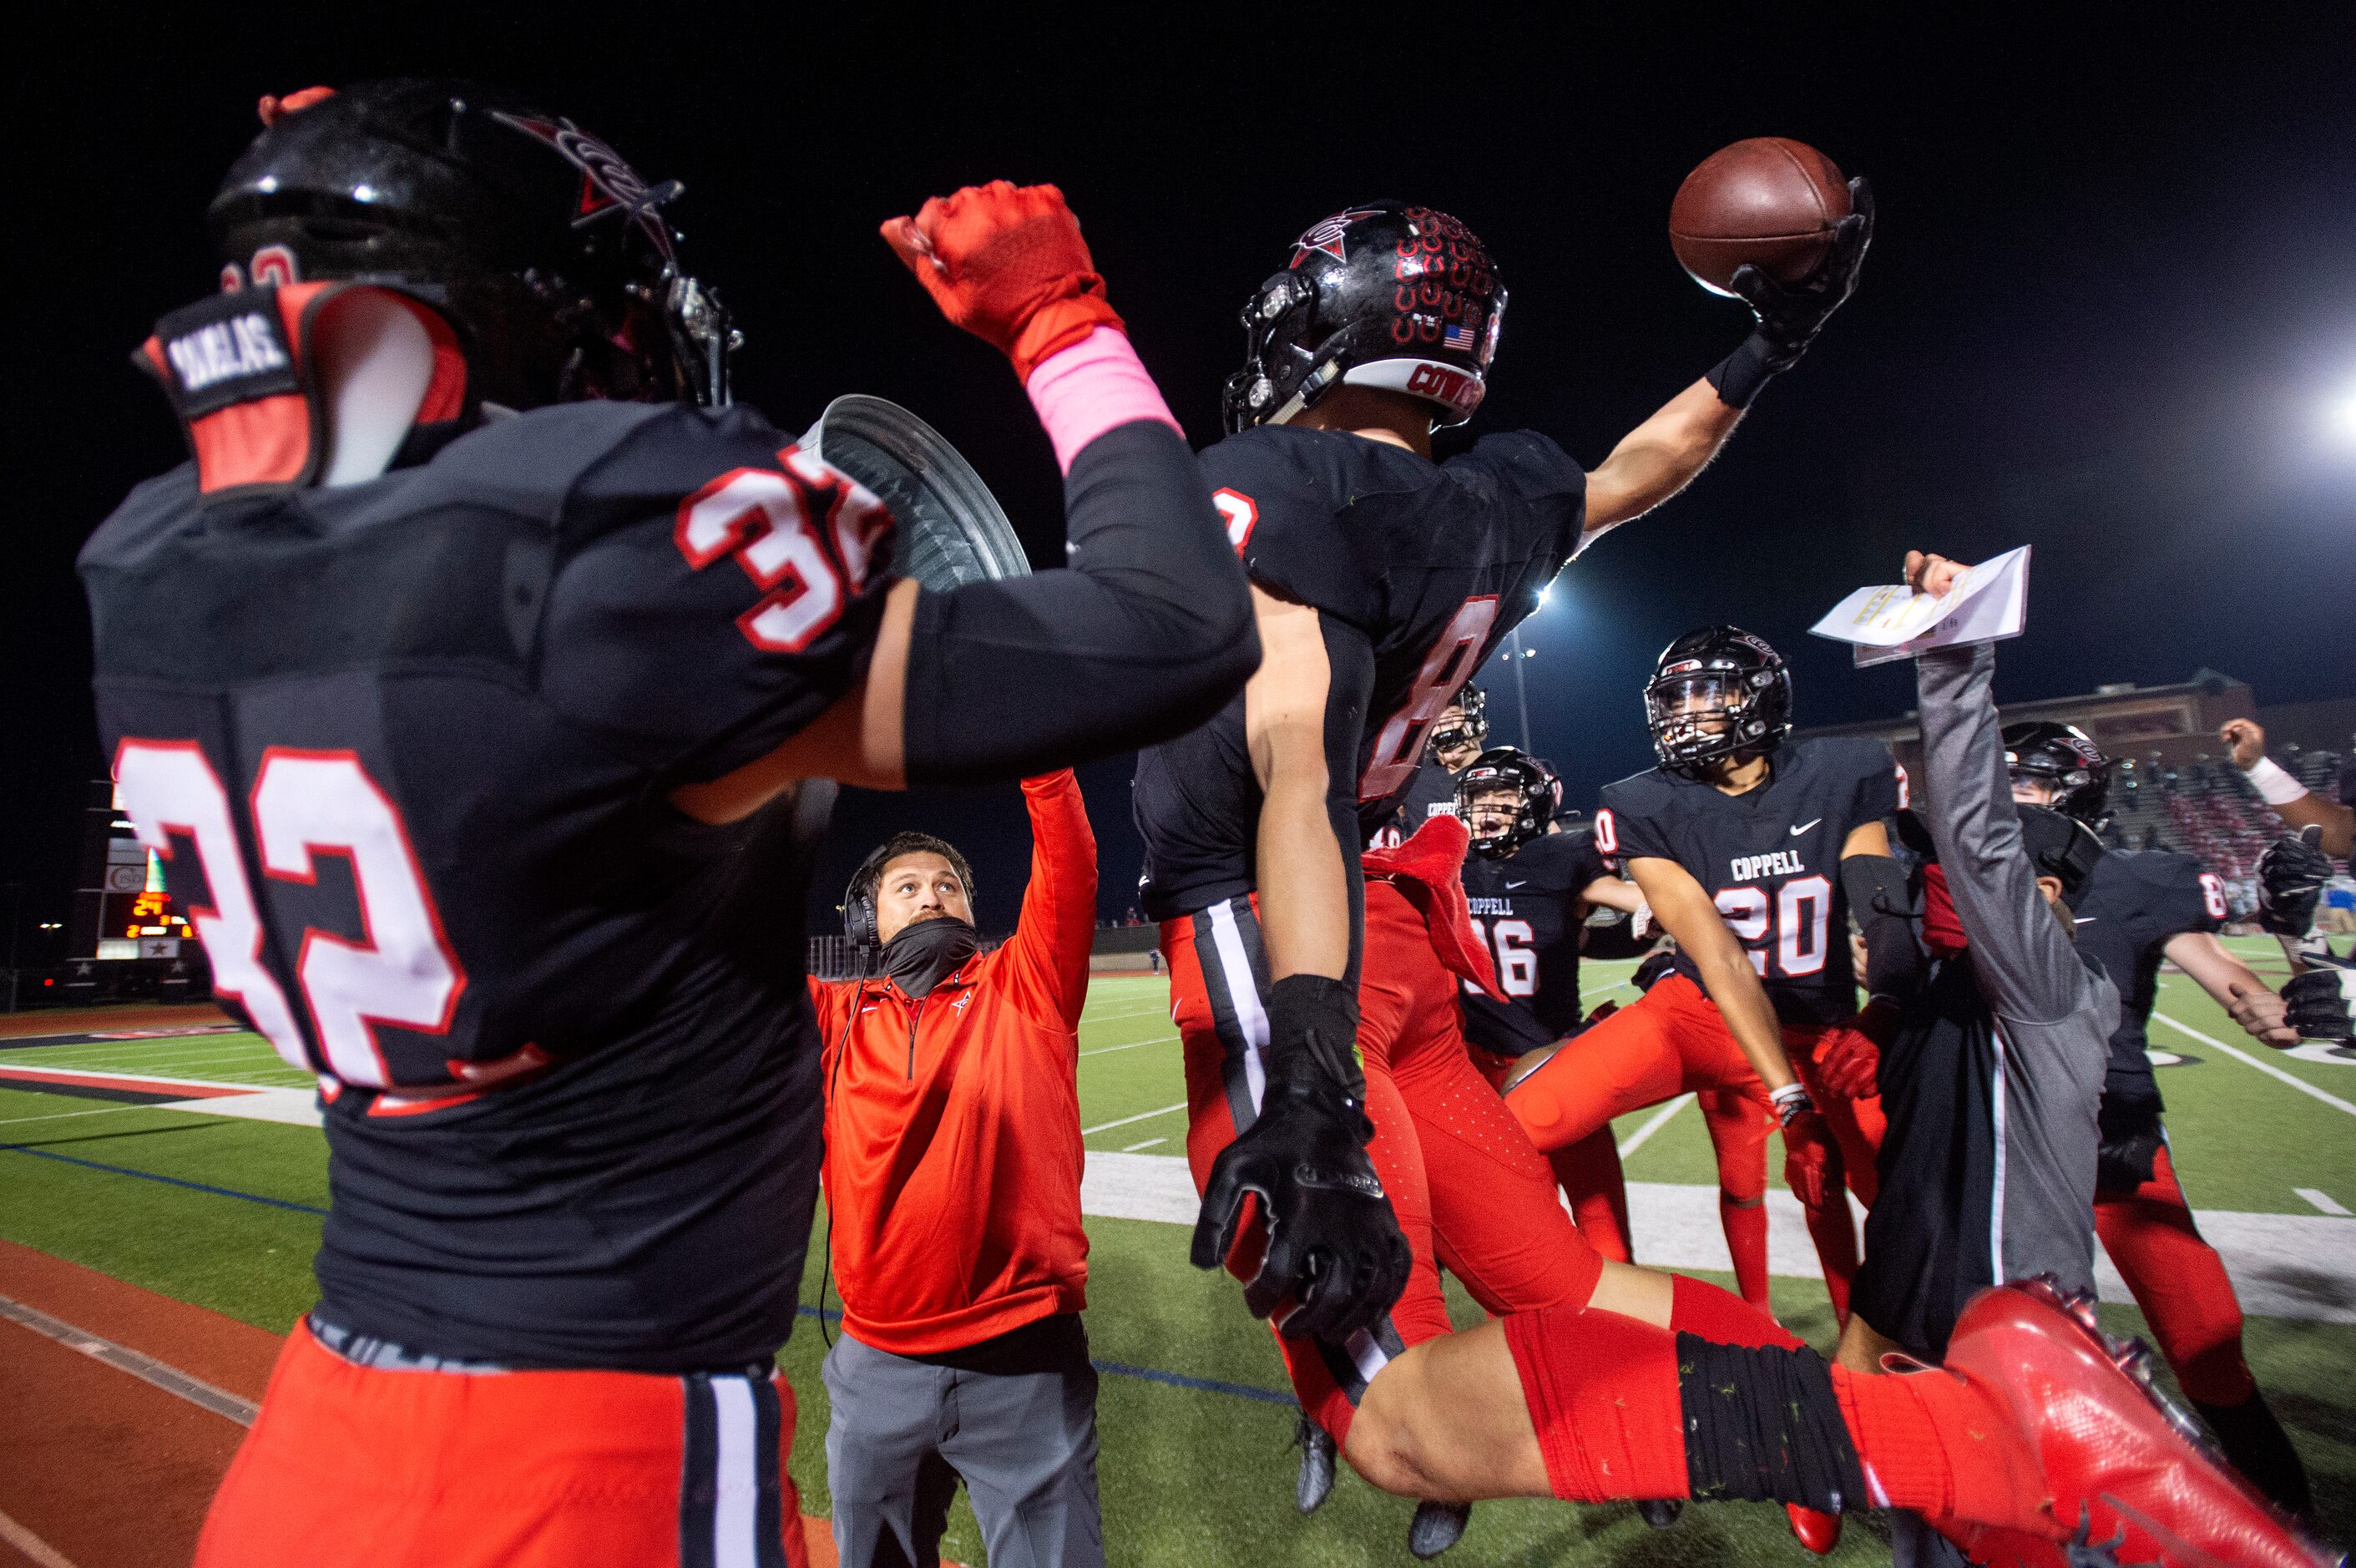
2099, 747, 2348, 917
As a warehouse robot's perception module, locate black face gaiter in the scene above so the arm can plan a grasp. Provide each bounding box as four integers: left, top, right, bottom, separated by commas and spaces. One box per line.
880, 915, 979, 999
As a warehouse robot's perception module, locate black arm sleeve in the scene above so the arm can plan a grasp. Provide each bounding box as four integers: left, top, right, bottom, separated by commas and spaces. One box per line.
902, 420, 1257, 786
1841, 852, 1923, 1002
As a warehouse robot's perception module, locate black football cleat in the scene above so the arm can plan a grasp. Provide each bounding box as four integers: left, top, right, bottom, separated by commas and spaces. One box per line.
1408, 1500, 1470, 1559
1635, 1500, 1683, 1530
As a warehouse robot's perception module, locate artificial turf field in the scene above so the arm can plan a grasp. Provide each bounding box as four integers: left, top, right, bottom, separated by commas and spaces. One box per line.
1, 937, 2350, 1565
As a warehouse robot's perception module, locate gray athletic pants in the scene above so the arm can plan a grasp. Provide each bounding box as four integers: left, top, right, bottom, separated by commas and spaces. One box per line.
823, 1313, 1104, 1568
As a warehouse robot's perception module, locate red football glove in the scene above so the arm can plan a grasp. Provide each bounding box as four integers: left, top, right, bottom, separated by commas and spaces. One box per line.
880, 181, 1125, 382
1817, 1004, 1893, 1100
1781, 1108, 1834, 1211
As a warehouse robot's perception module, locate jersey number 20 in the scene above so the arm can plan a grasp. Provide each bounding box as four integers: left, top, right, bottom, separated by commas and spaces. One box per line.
113, 740, 465, 1090
1714, 877, 1833, 979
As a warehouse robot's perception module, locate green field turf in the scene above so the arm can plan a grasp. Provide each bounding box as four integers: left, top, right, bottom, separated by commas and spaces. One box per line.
3, 947, 2351, 1564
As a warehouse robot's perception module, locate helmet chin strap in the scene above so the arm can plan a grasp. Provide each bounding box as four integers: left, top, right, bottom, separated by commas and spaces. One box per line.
314, 290, 437, 486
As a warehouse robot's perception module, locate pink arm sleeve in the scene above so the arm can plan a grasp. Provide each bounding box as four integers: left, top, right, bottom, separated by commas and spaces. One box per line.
1024, 326, 1185, 474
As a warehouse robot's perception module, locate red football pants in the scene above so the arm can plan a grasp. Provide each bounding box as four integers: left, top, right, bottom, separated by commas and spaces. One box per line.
1165, 886, 1602, 1444
2095, 1139, 2255, 1406
1510, 974, 1887, 1306
197, 1320, 810, 1568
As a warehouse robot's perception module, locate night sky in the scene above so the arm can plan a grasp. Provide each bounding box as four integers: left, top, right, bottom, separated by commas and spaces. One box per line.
6, 11, 2353, 951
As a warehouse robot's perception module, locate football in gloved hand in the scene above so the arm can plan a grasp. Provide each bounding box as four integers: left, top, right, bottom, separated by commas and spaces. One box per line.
1671, 137, 1853, 296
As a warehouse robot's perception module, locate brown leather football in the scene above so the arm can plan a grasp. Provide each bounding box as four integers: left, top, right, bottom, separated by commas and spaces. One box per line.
1670, 138, 1851, 296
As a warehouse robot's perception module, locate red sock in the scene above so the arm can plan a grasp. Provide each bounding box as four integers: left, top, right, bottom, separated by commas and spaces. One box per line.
1670, 1273, 1800, 1351
1719, 1195, 1770, 1308
1502, 1307, 1687, 1501
1829, 1363, 2044, 1533
1803, 1193, 1858, 1323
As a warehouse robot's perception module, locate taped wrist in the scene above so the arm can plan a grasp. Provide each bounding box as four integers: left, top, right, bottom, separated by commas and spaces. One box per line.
1705, 332, 1799, 411
902, 421, 1256, 786
1677, 1336, 1867, 1514
1769, 1082, 1816, 1126
1266, 974, 1367, 1106
1841, 854, 1923, 1001
2241, 755, 2311, 807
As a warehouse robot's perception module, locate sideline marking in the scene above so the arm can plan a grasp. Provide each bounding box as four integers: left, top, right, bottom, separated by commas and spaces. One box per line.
0, 1292, 258, 1426
2148, 1012, 2356, 1118
1616, 1093, 1696, 1159
1082, 1101, 1186, 1136
1122, 1137, 1167, 1152
2295, 1187, 2352, 1217
0, 1105, 154, 1130
0, 1145, 327, 1216
1080, 1034, 1177, 1058
0, 1508, 82, 1568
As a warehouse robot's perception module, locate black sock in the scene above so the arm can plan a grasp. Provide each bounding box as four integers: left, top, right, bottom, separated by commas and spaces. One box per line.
1676, 1334, 1867, 1514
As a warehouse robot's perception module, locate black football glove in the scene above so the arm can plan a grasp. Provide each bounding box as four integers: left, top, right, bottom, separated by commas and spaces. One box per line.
2283, 963, 2355, 1043
1708, 177, 1874, 408
2257, 825, 2333, 938
1191, 974, 1411, 1343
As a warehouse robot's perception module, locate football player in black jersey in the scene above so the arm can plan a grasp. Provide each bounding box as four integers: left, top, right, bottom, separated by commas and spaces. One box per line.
1507, 628, 1912, 1343
1452, 748, 1652, 1267
2005, 724, 2314, 1520
1130, 197, 2323, 1568
88, 83, 1255, 1568
1369, 684, 1484, 849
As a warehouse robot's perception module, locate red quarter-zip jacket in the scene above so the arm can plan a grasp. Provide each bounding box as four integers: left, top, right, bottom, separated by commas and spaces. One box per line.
809, 770, 1096, 1355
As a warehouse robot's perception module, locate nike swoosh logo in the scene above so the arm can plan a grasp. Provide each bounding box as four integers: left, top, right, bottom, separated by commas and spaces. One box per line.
1506, 880, 1527, 889
1790, 819, 1822, 837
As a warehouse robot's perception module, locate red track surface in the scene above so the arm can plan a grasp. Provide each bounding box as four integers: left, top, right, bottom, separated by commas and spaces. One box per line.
0, 1241, 847, 1567
0, 1004, 232, 1040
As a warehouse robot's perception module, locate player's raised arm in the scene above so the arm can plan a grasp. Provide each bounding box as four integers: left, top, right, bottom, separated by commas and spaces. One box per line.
1624, 853, 1833, 1206
1584, 178, 1872, 534
676, 183, 1256, 812
2223, 719, 2354, 857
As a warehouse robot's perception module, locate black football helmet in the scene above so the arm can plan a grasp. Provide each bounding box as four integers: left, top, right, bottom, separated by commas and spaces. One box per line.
1223, 200, 1504, 433
206, 78, 738, 412
2002, 721, 2110, 823
1643, 627, 1792, 776
1456, 746, 1556, 857
1428, 683, 1489, 761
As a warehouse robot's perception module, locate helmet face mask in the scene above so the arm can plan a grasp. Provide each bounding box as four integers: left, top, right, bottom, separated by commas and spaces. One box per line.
1223, 200, 1504, 435
207, 79, 739, 413
1428, 684, 1489, 766
1643, 628, 1792, 777
1454, 746, 1558, 858
2001, 722, 2111, 823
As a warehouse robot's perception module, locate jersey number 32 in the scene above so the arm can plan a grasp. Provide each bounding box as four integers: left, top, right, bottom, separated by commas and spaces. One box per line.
113, 739, 463, 1090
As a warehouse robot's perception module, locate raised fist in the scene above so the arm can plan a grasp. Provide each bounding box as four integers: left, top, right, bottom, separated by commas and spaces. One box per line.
881, 181, 1125, 382
2220, 718, 2267, 771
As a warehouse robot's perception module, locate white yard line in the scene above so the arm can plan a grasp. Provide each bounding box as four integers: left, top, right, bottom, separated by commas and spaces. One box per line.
0, 1104, 154, 1130
1615, 1093, 1695, 1158
2148, 1011, 2356, 1118
1121, 1137, 1168, 1152
1082, 1101, 1187, 1136
1079, 1034, 1177, 1058
2295, 1187, 2352, 1217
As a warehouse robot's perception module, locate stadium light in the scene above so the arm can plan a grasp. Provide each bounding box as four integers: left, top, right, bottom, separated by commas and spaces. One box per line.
2330, 383, 2356, 448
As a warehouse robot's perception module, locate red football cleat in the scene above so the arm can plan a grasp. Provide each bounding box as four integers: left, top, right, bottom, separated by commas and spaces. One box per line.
1932, 1278, 2340, 1568
1784, 1502, 1841, 1553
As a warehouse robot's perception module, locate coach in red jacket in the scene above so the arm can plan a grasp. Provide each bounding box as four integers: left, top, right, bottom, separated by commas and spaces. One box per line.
810, 769, 1101, 1568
